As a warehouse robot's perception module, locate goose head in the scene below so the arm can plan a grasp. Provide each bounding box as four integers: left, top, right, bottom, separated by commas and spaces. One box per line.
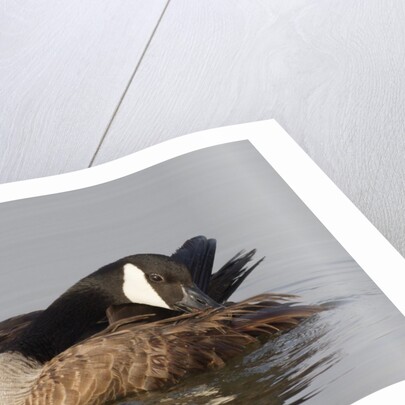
93, 254, 219, 312
2, 254, 220, 365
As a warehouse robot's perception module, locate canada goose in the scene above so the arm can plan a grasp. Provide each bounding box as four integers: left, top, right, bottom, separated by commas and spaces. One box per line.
0, 236, 320, 405
0, 236, 259, 349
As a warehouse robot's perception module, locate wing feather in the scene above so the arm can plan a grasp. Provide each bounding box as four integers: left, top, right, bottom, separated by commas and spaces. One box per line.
25, 294, 321, 405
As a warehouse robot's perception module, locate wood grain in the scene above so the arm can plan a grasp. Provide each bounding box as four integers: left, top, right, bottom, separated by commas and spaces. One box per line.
92, 0, 405, 255
0, 0, 167, 183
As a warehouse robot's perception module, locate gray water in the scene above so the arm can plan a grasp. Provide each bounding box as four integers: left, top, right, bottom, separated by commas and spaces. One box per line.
1, 141, 405, 404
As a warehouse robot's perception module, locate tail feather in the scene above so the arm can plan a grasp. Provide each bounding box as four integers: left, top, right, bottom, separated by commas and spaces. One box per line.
171, 236, 264, 303
208, 250, 264, 303
171, 235, 217, 293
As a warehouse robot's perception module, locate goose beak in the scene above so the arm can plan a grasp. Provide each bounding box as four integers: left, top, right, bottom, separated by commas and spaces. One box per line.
173, 285, 221, 312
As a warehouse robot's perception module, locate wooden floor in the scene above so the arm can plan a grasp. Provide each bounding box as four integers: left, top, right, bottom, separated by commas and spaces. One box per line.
1, 0, 405, 256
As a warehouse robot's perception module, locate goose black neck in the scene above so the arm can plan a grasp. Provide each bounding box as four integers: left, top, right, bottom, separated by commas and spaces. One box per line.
7, 280, 113, 363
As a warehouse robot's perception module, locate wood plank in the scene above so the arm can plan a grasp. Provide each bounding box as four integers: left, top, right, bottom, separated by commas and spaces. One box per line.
0, 0, 167, 183
93, 0, 405, 255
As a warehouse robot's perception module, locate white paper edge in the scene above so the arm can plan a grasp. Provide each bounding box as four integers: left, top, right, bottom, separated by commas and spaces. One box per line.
0, 119, 404, 404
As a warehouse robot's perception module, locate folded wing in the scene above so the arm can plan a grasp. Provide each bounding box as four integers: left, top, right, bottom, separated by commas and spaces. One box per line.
26, 294, 321, 405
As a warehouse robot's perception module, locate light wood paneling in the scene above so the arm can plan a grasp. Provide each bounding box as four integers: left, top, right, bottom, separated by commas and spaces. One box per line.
93, 0, 405, 255
0, 0, 167, 182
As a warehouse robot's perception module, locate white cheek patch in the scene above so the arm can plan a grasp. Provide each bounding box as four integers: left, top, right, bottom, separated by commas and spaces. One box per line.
122, 263, 170, 309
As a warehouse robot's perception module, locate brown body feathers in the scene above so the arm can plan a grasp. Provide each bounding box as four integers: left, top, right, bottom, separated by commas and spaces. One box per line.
24, 294, 320, 405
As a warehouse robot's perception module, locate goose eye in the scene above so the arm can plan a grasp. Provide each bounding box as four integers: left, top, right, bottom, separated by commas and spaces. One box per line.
148, 273, 164, 282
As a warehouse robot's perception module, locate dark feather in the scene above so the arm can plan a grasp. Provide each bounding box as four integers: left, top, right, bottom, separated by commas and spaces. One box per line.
208, 250, 264, 303
0, 311, 42, 349
171, 235, 216, 292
